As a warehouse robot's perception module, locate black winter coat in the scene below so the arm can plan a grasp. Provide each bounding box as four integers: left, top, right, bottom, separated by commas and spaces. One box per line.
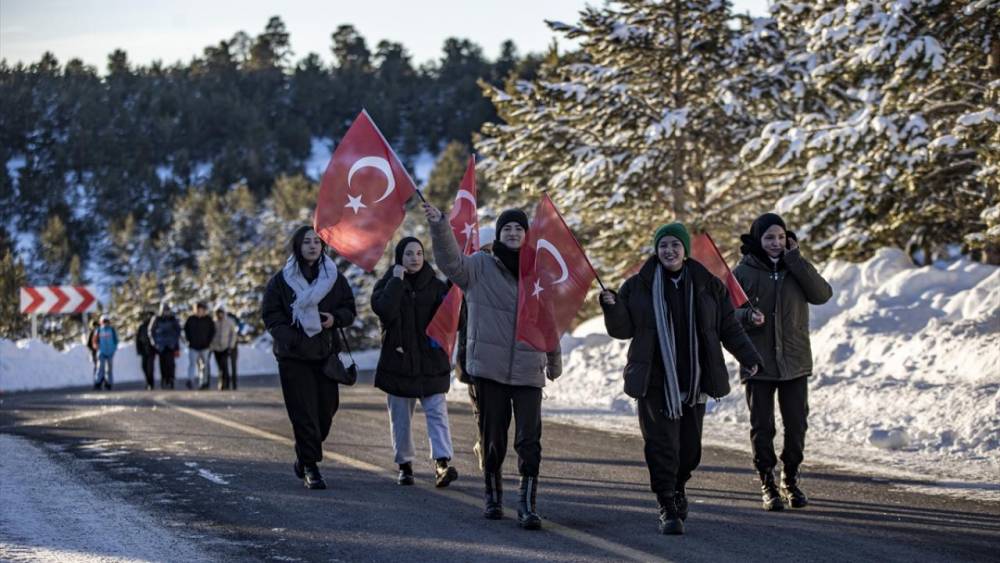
733, 249, 832, 382
149, 315, 181, 352
601, 256, 763, 400
184, 316, 215, 350
262, 269, 356, 362
371, 264, 452, 398
135, 316, 154, 356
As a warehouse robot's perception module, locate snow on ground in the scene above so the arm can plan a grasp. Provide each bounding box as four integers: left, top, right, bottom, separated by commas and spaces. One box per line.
534, 248, 1000, 500
0, 338, 280, 393
0, 433, 213, 562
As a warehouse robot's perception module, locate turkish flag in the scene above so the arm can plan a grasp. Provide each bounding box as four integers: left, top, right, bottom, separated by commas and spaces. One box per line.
516, 194, 597, 352
690, 232, 748, 308
426, 157, 478, 358
314, 110, 417, 271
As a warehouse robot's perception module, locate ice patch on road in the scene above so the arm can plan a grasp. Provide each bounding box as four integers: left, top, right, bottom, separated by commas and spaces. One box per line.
196, 469, 230, 485
0, 434, 213, 562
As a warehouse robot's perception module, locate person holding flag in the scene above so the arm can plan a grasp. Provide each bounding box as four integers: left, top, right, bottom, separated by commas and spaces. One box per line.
371, 236, 458, 488
600, 222, 762, 536
423, 202, 561, 531
733, 213, 832, 512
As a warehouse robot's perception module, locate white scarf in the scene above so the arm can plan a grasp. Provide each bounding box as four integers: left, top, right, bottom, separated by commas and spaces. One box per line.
282, 254, 338, 338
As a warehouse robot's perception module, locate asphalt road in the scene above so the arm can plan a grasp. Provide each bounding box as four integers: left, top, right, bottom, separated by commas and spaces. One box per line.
2, 373, 998, 562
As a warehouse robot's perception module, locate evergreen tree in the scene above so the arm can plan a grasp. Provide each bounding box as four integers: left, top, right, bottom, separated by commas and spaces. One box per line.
0, 246, 29, 339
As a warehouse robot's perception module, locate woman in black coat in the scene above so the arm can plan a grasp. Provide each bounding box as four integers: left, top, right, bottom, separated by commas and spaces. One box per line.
262, 225, 356, 490
371, 237, 457, 488
600, 222, 762, 536
733, 213, 832, 511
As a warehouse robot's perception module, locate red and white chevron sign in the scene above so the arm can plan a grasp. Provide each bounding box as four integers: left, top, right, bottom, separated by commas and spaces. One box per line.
19, 286, 98, 315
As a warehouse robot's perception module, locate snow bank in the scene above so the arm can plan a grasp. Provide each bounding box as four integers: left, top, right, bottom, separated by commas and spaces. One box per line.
0, 338, 279, 393
542, 248, 1000, 495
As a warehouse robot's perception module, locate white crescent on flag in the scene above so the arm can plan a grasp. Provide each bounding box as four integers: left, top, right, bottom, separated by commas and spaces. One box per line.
455, 189, 476, 210
536, 239, 569, 285
348, 156, 396, 203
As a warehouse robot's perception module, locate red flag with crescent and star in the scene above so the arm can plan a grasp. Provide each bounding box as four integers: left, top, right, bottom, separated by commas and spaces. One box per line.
516, 194, 598, 352
314, 110, 418, 271
690, 232, 748, 308
425, 156, 478, 358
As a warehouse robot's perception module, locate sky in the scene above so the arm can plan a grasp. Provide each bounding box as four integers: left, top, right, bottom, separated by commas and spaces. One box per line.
1, 0, 770, 71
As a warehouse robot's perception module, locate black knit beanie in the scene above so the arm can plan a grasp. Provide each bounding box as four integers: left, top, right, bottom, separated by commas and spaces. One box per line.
495, 209, 529, 239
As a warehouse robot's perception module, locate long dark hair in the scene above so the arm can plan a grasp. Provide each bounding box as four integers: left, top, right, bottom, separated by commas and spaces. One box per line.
288, 225, 331, 280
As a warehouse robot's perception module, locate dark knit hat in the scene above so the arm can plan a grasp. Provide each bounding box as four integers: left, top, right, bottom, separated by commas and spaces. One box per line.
740, 213, 787, 256
394, 236, 423, 265
495, 209, 529, 239
652, 223, 691, 256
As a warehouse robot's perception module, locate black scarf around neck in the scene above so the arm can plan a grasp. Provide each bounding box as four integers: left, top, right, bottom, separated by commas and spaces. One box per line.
492, 241, 520, 277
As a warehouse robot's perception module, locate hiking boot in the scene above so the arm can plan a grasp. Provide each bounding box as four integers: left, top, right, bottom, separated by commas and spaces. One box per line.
674, 487, 689, 521
293, 460, 305, 479
483, 472, 503, 519
781, 467, 809, 508
397, 462, 414, 486
657, 492, 684, 535
516, 476, 542, 530
303, 465, 326, 490
760, 470, 784, 511
434, 458, 458, 488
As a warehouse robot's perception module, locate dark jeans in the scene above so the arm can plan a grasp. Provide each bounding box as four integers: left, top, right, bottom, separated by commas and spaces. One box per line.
745, 376, 809, 474
468, 381, 481, 438
229, 345, 238, 389
279, 358, 340, 466
158, 351, 176, 387
140, 353, 155, 387
475, 377, 542, 477
637, 386, 706, 495
214, 350, 231, 389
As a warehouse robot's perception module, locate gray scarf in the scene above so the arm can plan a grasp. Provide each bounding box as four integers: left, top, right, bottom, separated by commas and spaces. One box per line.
282, 254, 338, 338
652, 265, 701, 419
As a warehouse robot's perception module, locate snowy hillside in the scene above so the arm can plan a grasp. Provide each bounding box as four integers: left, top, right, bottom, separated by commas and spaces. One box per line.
542, 248, 999, 499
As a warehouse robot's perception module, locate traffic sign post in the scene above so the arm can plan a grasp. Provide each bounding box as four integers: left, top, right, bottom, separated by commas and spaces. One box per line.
20, 286, 100, 339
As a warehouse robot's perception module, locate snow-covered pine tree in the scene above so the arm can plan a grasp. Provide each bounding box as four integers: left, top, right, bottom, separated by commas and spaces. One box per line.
477, 0, 789, 281
743, 0, 999, 263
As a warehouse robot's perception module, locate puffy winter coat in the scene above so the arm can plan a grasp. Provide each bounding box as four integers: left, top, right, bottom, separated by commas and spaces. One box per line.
733, 249, 832, 382
211, 315, 237, 353
371, 263, 452, 397
97, 325, 118, 358
150, 315, 181, 352
601, 256, 763, 399
262, 268, 356, 362
184, 316, 215, 350
429, 219, 561, 388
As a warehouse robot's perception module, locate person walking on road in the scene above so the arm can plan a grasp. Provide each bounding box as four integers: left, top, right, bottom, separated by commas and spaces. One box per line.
733, 213, 833, 512
93, 314, 119, 390
150, 302, 182, 389
372, 236, 458, 488
135, 308, 156, 390
183, 302, 215, 390
85, 319, 100, 377
211, 305, 238, 390
600, 222, 763, 535
425, 203, 562, 531
263, 225, 356, 490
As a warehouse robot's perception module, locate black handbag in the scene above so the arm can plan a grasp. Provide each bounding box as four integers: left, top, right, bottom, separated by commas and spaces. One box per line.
323, 327, 358, 385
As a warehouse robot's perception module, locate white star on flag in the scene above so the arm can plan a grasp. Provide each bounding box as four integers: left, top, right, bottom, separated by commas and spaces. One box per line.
531, 279, 544, 298
462, 222, 475, 239
345, 194, 367, 214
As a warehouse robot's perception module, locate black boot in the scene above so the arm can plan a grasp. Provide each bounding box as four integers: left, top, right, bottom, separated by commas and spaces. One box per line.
303, 464, 326, 490
397, 462, 414, 486
483, 472, 503, 520
517, 476, 542, 530
657, 492, 684, 535
434, 458, 458, 488
293, 459, 305, 479
760, 470, 784, 511
674, 487, 689, 521
781, 467, 809, 508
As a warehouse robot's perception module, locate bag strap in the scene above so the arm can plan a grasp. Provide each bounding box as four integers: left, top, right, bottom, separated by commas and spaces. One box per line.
338, 327, 356, 367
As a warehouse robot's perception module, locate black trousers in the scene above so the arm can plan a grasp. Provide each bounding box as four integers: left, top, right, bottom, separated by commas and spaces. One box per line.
467, 382, 481, 438
745, 376, 809, 474
229, 345, 238, 389
158, 351, 176, 387
214, 351, 231, 389
637, 387, 706, 495
279, 358, 340, 466
140, 353, 156, 387
475, 377, 542, 477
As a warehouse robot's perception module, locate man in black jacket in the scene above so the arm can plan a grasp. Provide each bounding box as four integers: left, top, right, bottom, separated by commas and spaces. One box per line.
183, 302, 215, 390
135, 309, 156, 390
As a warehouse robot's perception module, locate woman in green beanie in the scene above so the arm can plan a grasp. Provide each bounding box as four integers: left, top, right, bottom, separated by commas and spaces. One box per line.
600, 222, 762, 536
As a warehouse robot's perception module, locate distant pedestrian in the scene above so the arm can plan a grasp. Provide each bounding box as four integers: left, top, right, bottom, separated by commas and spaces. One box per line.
211, 305, 238, 390
733, 213, 833, 511
85, 319, 100, 376
93, 315, 119, 390
183, 302, 215, 390
150, 302, 182, 389
227, 312, 241, 390
263, 225, 356, 490
135, 308, 156, 390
